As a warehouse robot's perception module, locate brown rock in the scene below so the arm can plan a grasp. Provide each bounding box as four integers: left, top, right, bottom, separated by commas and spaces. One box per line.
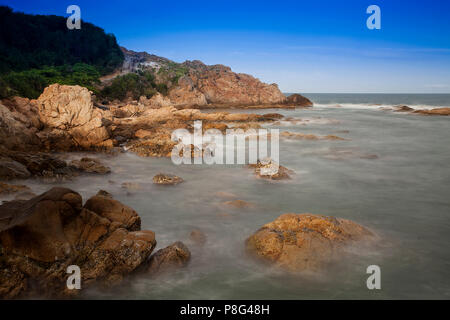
0, 187, 156, 299
83, 194, 141, 231
246, 213, 374, 271
285, 94, 313, 107
394, 105, 414, 112
153, 173, 184, 185
0, 158, 31, 180
146, 241, 191, 275
70, 157, 111, 174
249, 159, 293, 180
413, 107, 450, 116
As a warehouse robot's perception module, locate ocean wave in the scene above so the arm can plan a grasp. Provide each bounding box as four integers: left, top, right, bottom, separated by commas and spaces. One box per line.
313, 103, 447, 110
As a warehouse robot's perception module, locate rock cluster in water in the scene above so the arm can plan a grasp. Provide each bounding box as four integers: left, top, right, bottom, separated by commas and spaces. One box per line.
0, 188, 190, 299
246, 213, 375, 271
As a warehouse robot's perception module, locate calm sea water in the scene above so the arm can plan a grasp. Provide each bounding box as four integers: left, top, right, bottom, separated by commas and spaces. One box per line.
293, 93, 450, 109
2, 98, 450, 299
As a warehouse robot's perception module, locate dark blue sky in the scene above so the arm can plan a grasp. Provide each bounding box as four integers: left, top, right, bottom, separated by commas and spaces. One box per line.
2, 0, 450, 93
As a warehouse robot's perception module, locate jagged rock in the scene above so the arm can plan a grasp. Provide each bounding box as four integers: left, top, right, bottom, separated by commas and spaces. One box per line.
0, 188, 156, 299
168, 76, 208, 107
0, 101, 41, 151
248, 159, 293, 180
37, 84, 112, 149
285, 94, 313, 107
246, 213, 374, 271
70, 157, 111, 174
153, 173, 184, 185
140, 93, 172, 108
145, 241, 191, 275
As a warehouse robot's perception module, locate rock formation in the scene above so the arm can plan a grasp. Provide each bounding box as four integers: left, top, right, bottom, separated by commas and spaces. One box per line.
0, 188, 158, 298
413, 107, 450, 116
152, 173, 184, 185
246, 213, 374, 271
145, 241, 191, 276
37, 84, 113, 149
285, 94, 313, 107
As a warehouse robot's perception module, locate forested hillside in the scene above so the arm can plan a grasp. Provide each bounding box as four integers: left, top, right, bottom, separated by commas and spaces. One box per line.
0, 6, 124, 98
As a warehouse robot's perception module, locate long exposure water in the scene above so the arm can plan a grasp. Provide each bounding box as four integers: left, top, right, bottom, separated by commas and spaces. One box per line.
3, 104, 450, 299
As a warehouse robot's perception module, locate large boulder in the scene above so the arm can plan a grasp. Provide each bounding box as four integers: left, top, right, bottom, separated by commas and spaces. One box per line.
0, 188, 156, 299
145, 241, 191, 275
285, 94, 313, 107
246, 213, 374, 271
37, 84, 112, 149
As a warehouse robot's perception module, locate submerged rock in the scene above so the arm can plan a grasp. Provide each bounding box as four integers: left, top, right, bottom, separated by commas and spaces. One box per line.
153, 173, 184, 185
248, 159, 293, 180
246, 213, 374, 272
145, 241, 191, 275
413, 107, 450, 116
70, 157, 111, 174
0, 187, 156, 299
223, 199, 255, 209
0, 182, 31, 194
189, 229, 207, 246
280, 131, 345, 141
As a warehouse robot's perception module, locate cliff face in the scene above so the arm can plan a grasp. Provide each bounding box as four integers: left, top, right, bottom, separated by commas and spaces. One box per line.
117, 48, 288, 107
178, 62, 287, 106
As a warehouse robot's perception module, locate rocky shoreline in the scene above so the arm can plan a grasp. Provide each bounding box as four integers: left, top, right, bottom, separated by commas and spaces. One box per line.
0, 81, 379, 299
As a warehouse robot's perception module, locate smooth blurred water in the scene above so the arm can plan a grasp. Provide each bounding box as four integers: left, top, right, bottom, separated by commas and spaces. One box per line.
4, 106, 450, 299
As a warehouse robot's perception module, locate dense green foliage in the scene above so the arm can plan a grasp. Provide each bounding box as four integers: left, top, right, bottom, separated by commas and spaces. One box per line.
100, 70, 170, 101
0, 6, 123, 99
1, 64, 101, 99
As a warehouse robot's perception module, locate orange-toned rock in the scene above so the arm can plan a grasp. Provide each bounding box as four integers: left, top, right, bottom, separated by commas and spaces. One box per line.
413, 107, 450, 116
246, 213, 374, 271
153, 173, 184, 185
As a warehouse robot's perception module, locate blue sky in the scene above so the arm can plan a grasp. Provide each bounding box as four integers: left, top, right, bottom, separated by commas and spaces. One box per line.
2, 0, 450, 93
